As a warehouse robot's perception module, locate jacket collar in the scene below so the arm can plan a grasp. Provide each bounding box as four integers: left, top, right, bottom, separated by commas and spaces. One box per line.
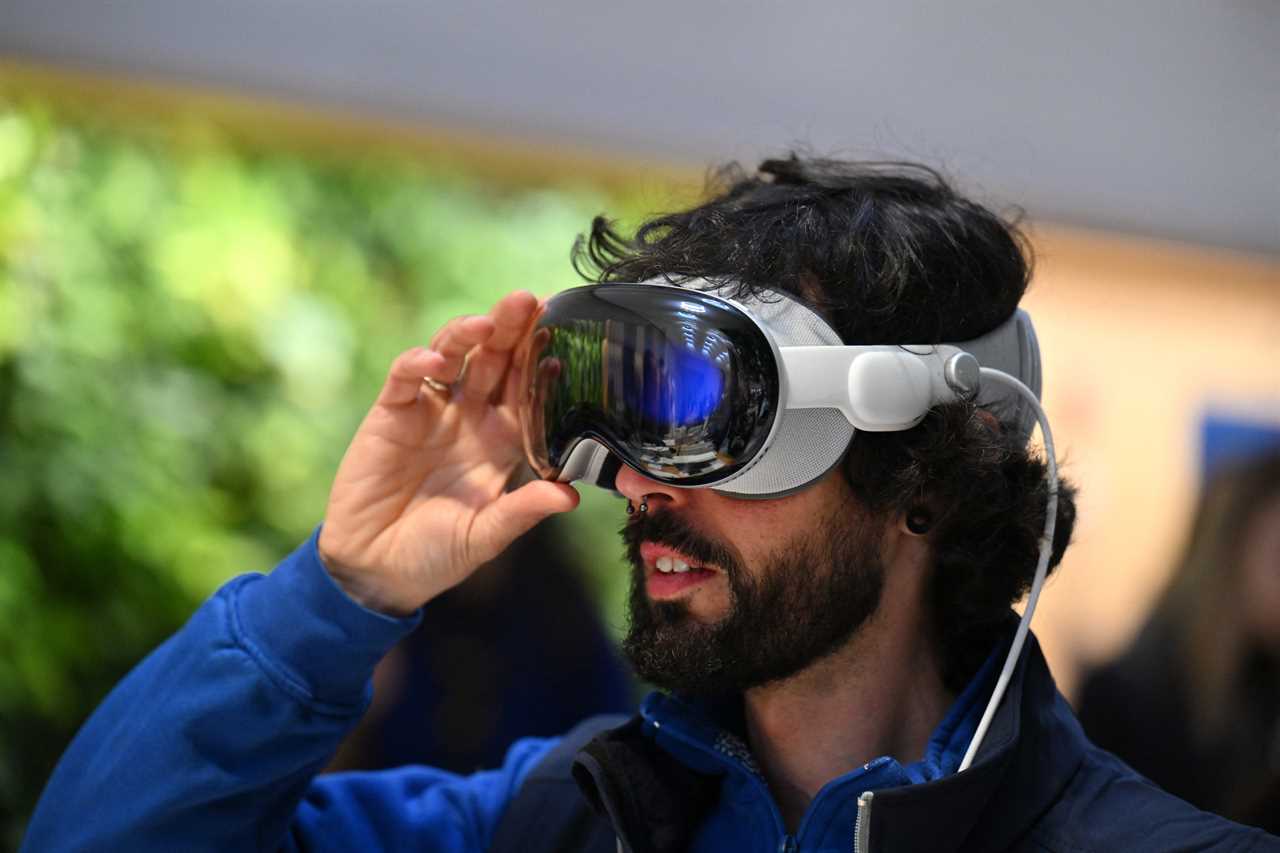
817, 631, 1086, 853
573, 629, 1087, 853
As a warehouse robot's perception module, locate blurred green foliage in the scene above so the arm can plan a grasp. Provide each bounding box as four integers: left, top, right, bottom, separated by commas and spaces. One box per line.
0, 93, 651, 843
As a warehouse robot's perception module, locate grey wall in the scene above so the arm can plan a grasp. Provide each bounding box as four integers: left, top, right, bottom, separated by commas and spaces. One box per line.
1, 1, 1277, 255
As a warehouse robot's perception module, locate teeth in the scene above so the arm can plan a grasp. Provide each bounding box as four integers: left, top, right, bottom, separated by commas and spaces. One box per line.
654, 556, 697, 574
655, 550, 706, 571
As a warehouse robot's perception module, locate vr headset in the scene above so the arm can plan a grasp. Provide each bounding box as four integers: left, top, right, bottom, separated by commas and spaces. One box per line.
517, 279, 1042, 499
517, 277, 1058, 771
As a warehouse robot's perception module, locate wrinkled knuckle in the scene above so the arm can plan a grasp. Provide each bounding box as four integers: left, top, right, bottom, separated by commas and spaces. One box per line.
456, 514, 485, 571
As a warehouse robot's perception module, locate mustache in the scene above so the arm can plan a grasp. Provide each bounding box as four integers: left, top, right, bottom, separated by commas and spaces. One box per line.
620, 509, 740, 576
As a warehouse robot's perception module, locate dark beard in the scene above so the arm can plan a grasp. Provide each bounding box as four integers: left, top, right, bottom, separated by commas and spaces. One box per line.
620, 504, 885, 696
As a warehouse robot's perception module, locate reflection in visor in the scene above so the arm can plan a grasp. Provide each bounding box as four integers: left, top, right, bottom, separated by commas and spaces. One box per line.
619, 322, 726, 428
519, 285, 778, 486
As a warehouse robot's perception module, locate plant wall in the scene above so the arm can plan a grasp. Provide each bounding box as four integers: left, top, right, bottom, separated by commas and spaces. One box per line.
0, 92, 653, 843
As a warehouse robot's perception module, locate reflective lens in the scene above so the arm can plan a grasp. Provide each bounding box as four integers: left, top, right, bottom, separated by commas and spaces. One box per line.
519, 284, 779, 485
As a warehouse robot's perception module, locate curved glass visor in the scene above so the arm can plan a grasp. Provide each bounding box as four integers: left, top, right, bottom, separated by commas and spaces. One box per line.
519, 284, 780, 486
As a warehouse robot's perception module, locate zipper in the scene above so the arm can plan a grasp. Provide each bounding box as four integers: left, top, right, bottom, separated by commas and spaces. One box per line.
777, 835, 797, 853
853, 791, 874, 853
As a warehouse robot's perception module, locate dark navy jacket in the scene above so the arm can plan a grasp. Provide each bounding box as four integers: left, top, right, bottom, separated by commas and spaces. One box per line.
497, 643, 1280, 852
22, 530, 1278, 852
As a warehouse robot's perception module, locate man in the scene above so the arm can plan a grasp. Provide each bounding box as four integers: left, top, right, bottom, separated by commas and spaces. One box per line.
23, 157, 1275, 851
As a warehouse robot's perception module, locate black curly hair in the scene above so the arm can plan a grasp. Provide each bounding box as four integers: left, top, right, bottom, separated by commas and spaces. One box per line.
573, 155, 1077, 690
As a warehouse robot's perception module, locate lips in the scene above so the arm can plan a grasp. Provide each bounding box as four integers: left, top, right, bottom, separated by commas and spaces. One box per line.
639, 542, 719, 600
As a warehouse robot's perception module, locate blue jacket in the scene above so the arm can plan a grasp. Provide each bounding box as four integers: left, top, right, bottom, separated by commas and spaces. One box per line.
23, 530, 1277, 852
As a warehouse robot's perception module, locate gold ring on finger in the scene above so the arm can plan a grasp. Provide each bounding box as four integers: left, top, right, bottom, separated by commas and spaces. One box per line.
421, 376, 452, 395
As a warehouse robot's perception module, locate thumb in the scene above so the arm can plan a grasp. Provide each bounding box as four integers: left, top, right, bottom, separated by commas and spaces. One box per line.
468, 480, 581, 565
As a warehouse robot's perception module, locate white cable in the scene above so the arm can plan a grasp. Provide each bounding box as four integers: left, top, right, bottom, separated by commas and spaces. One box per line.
957, 368, 1059, 772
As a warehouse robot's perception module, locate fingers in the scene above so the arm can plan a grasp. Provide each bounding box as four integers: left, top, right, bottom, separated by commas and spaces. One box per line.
426, 314, 496, 384
457, 291, 540, 402
376, 347, 447, 407
467, 480, 580, 565
377, 292, 538, 410
501, 326, 552, 410
486, 291, 540, 351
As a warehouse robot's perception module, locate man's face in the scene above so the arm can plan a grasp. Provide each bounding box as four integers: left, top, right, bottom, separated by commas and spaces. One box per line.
619, 470, 888, 695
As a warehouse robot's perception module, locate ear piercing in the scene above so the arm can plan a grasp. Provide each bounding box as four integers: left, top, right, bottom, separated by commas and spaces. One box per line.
625, 497, 649, 515
906, 507, 933, 535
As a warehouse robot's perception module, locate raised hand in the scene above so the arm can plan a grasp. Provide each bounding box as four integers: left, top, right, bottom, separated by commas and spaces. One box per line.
316, 291, 579, 616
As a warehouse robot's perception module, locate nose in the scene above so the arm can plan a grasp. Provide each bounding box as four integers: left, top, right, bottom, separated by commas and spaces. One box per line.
613, 464, 690, 513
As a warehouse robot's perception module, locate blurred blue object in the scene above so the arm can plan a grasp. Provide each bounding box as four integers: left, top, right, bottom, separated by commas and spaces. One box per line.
1201, 411, 1280, 485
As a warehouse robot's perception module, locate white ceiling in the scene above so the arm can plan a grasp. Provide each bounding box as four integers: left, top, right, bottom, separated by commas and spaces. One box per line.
1, 1, 1277, 255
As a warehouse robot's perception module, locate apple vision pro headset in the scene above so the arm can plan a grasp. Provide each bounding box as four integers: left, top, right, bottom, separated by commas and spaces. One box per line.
516, 279, 1059, 771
